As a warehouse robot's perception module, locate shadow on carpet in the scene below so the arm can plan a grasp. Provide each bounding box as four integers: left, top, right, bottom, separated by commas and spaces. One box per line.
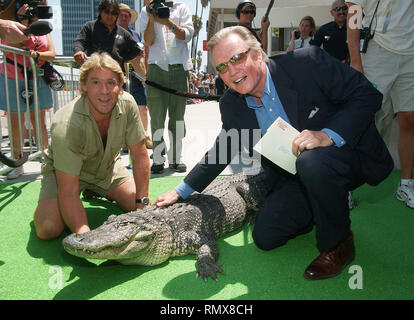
0, 171, 414, 300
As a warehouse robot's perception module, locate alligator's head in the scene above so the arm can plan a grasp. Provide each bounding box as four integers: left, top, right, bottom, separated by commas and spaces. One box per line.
62, 208, 173, 266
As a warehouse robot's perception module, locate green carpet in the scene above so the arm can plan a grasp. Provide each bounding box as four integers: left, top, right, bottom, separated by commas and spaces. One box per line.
0, 171, 413, 300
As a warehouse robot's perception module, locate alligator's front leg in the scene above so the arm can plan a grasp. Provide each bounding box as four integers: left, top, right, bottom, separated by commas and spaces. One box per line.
196, 239, 225, 282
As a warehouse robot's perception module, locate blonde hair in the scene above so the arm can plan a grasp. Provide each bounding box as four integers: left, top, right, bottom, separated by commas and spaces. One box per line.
300, 16, 316, 36
79, 52, 125, 96
207, 26, 269, 66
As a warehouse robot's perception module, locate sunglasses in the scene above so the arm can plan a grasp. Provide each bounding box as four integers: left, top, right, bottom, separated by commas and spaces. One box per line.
332, 5, 348, 12
241, 10, 256, 15
215, 49, 250, 74
103, 9, 119, 16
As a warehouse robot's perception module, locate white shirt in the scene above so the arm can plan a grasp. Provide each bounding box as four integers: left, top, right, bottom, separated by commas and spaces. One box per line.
139, 1, 194, 71
294, 36, 312, 49
350, 0, 414, 55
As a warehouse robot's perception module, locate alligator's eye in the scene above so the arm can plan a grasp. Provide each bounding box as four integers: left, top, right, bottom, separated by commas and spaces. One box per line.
105, 215, 117, 224
118, 221, 134, 228
134, 230, 154, 241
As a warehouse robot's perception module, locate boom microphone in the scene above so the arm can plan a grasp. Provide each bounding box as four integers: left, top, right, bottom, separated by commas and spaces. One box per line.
23, 20, 52, 36
264, 0, 275, 21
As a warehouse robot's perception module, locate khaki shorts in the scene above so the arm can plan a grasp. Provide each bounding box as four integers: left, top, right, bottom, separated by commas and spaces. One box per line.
38, 169, 132, 201
362, 40, 414, 143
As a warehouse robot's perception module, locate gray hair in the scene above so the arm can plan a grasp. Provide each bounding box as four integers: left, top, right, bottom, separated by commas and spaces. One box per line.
207, 26, 268, 67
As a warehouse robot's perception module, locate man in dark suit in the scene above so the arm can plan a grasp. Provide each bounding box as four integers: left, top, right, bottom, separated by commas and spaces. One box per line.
154, 26, 393, 280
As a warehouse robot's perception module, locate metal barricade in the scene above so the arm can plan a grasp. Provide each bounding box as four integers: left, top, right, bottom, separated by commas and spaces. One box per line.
51, 56, 80, 113
0, 43, 81, 173
0, 44, 42, 175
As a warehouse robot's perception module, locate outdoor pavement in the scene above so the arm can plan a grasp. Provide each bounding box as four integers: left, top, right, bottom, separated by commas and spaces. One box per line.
0, 100, 261, 184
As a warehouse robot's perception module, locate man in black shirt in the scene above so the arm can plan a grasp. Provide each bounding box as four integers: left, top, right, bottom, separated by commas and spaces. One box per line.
73, 0, 144, 74
310, 0, 349, 63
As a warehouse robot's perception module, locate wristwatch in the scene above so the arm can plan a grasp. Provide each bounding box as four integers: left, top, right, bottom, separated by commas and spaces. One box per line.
136, 197, 150, 205
170, 23, 177, 32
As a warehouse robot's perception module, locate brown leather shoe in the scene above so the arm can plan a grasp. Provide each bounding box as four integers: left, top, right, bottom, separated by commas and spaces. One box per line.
304, 233, 355, 280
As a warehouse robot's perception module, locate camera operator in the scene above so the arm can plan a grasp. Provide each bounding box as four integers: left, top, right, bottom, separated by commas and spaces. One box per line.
347, 1, 414, 209
139, 1, 194, 174
73, 0, 144, 82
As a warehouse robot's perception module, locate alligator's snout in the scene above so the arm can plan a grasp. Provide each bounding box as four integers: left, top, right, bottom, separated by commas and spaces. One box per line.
62, 222, 156, 261
62, 233, 100, 256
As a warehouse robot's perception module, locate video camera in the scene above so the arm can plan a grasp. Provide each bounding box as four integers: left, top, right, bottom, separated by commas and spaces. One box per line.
15, 0, 52, 23
146, 0, 173, 19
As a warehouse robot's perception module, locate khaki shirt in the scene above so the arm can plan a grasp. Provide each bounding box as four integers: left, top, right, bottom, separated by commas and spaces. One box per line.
42, 91, 145, 190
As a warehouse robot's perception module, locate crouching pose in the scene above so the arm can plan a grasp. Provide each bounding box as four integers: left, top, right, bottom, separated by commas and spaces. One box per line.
154, 26, 393, 280
34, 52, 150, 240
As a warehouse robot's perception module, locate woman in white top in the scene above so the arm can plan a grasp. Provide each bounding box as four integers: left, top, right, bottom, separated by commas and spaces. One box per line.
287, 16, 316, 51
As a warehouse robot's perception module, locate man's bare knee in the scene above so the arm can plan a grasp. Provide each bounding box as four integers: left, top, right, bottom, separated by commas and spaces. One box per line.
33, 199, 65, 240
35, 220, 64, 240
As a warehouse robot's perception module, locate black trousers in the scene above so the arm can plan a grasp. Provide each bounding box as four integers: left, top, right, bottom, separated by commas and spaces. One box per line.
252, 145, 364, 253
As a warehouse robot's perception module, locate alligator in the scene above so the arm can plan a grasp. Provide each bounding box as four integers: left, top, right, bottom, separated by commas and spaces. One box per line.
62, 171, 272, 281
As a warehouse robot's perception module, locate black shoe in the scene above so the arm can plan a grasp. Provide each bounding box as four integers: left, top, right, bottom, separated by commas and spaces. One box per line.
169, 163, 187, 173
151, 163, 164, 174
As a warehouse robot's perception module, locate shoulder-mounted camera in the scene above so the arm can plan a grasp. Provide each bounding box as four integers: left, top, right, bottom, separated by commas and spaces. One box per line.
146, 0, 173, 19
15, 0, 52, 23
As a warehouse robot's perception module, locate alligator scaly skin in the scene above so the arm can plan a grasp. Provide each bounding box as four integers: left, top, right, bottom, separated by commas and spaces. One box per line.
63, 171, 271, 281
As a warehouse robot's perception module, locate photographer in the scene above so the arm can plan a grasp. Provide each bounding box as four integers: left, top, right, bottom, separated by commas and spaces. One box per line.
0, 0, 54, 179
139, 1, 194, 174
347, 1, 414, 209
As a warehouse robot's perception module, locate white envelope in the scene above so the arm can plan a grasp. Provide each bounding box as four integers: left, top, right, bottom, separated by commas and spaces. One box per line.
253, 117, 299, 174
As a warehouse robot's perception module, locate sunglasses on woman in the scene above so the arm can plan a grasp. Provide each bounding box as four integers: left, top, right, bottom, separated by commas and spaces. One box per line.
215, 49, 251, 74
332, 5, 348, 12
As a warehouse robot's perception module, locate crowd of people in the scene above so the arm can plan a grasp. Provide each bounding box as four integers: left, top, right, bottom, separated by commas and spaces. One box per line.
1, 0, 413, 282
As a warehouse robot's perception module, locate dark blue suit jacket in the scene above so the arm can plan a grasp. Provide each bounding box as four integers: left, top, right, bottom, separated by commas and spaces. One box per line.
185, 46, 393, 192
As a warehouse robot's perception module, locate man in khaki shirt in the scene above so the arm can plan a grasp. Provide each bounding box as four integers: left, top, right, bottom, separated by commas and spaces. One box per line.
33, 52, 150, 240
